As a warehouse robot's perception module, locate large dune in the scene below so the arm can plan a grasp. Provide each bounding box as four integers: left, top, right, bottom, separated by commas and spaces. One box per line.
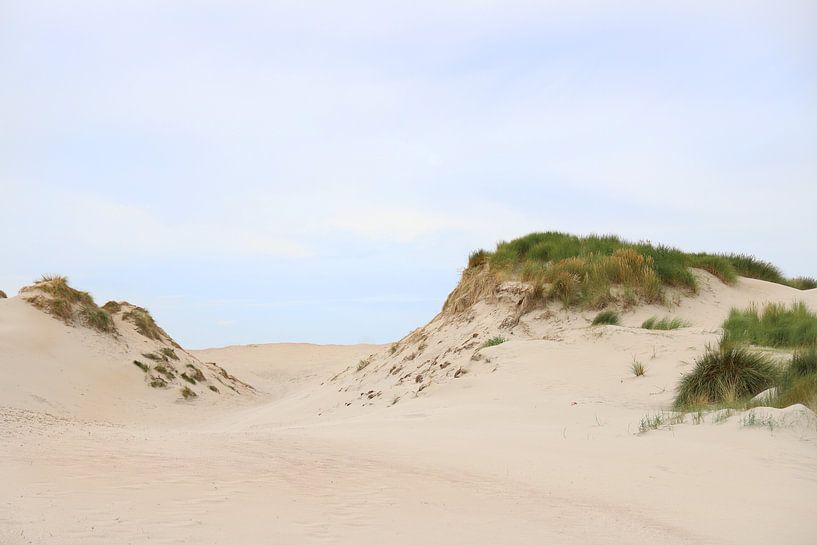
1, 272, 817, 544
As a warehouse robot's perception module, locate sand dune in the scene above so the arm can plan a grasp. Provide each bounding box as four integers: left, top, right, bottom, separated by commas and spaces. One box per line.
1, 272, 816, 544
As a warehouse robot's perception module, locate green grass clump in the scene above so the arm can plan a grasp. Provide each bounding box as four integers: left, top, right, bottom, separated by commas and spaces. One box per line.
722, 302, 817, 349
180, 372, 197, 385
674, 340, 780, 409
768, 349, 817, 411
787, 277, 817, 290
592, 310, 620, 326
132, 360, 149, 372
481, 336, 507, 348
641, 316, 689, 330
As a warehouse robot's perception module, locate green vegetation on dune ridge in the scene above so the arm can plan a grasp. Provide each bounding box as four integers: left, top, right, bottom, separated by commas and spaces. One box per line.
462, 232, 814, 311
20, 275, 115, 333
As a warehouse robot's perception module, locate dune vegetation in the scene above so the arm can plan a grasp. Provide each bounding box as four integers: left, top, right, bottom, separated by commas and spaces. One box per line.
591, 310, 620, 326
0, 289, 7, 299
676, 302, 817, 411
20, 275, 116, 333
722, 302, 817, 348
642, 316, 690, 330
463, 232, 815, 311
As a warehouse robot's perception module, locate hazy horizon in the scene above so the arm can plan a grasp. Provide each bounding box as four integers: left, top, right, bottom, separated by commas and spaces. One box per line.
2, 1, 815, 348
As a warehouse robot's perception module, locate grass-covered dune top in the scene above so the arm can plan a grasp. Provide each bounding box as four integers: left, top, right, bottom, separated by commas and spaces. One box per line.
459, 232, 815, 310
20, 275, 115, 333
723, 302, 817, 349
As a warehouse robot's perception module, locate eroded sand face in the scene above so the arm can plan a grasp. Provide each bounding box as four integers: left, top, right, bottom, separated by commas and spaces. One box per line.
1, 276, 816, 544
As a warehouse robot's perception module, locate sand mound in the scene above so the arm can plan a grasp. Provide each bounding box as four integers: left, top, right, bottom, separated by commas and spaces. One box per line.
0, 280, 253, 420
328, 268, 817, 409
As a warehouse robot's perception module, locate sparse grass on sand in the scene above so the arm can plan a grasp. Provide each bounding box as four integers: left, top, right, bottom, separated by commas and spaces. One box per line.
481, 336, 507, 348
631, 359, 646, 377
674, 338, 780, 409
455, 232, 813, 313
181, 386, 197, 399
122, 306, 166, 341
642, 316, 689, 330
722, 302, 817, 348
592, 310, 620, 326
20, 275, 115, 333
132, 360, 149, 372
356, 357, 372, 371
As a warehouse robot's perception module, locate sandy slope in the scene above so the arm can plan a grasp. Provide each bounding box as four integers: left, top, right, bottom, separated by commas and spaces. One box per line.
2, 275, 817, 544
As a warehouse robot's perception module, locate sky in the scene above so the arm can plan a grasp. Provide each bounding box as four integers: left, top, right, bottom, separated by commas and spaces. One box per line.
2, 1, 816, 348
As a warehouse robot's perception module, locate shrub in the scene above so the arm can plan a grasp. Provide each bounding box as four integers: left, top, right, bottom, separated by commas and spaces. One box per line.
481, 336, 507, 348
674, 341, 779, 408
723, 302, 817, 348
641, 316, 689, 330
592, 310, 620, 326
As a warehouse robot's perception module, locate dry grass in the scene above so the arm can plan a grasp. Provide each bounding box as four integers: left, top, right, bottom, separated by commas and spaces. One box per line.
181, 386, 197, 399
122, 306, 166, 340
0, 290, 7, 299
21, 276, 115, 333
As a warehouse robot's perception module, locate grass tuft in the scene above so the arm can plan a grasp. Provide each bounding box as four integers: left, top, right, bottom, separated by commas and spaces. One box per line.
181, 386, 197, 399
641, 316, 689, 330
631, 359, 646, 377
132, 360, 149, 372
591, 310, 620, 326
0, 290, 6, 299
357, 357, 372, 371
674, 340, 779, 409
481, 336, 507, 348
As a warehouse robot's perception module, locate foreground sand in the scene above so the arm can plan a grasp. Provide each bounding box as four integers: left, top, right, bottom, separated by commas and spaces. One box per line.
2, 277, 817, 544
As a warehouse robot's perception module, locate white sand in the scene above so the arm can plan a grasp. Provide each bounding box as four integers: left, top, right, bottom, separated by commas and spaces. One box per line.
1, 272, 816, 544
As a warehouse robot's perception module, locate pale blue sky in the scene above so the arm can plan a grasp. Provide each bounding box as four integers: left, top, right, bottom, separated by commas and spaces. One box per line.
2, 1, 815, 348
